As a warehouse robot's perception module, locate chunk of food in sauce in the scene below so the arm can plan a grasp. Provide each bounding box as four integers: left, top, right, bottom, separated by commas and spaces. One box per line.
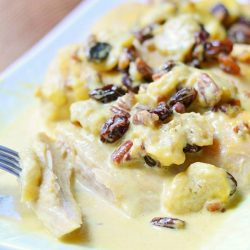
16, 0, 250, 241
20, 134, 82, 237
164, 162, 237, 214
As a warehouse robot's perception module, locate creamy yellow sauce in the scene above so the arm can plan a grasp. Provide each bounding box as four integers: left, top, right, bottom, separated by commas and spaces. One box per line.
0, 107, 249, 250
1, 1, 250, 249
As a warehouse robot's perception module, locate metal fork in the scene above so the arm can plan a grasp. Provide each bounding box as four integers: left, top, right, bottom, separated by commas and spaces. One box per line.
0, 145, 21, 176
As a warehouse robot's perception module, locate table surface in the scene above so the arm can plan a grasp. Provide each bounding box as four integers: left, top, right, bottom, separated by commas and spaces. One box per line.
0, 0, 81, 72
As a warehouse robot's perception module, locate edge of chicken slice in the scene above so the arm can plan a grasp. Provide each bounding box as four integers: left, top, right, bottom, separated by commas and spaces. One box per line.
20, 133, 82, 238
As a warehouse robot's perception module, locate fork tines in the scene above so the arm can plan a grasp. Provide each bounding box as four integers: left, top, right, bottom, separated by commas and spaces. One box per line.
0, 145, 21, 176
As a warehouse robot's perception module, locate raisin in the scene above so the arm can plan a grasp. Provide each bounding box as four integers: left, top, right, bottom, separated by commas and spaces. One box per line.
186, 25, 209, 67
169, 88, 197, 108
111, 140, 133, 164
228, 22, 250, 44
183, 144, 202, 153
204, 39, 233, 59
151, 217, 185, 229
152, 60, 176, 81
134, 25, 154, 44
88, 42, 112, 62
121, 74, 139, 93
195, 24, 210, 44
118, 46, 138, 70
227, 172, 237, 196
100, 115, 130, 143
89, 85, 126, 103
125, 45, 138, 61
144, 155, 160, 167
150, 102, 173, 121
211, 3, 229, 25
218, 54, 240, 75
135, 58, 153, 82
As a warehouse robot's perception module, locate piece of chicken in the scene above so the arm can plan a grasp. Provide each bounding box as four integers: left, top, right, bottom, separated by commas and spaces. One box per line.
20, 133, 82, 238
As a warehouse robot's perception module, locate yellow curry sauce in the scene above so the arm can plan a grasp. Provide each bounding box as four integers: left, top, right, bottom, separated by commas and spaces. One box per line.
1, 1, 250, 249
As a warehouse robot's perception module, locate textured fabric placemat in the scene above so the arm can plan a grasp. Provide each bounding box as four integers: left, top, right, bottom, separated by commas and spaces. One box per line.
0, 0, 81, 71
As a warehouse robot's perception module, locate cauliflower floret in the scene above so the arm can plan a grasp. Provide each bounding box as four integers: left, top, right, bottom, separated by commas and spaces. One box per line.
70, 99, 112, 136
140, 2, 176, 26
37, 45, 90, 120
155, 14, 201, 61
133, 112, 214, 166
164, 162, 237, 214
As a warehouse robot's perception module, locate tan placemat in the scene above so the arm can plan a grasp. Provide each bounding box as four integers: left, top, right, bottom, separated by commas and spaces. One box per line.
0, 0, 81, 71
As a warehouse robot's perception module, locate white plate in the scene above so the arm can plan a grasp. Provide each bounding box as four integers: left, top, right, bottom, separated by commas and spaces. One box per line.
1, 1, 250, 249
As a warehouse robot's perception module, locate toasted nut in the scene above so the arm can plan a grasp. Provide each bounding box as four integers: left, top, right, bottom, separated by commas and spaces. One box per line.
135, 58, 153, 82
172, 102, 186, 113
111, 140, 133, 164
218, 54, 241, 75
228, 22, 250, 44
204, 39, 233, 59
133, 110, 159, 126
205, 200, 225, 212
151, 217, 185, 229
195, 73, 222, 107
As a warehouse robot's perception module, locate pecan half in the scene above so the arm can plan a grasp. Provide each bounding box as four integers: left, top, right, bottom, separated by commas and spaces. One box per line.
204, 39, 233, 59
228, 20, 250, 44
183, 144, 202, 153
172, 102, 186, 113
151, 217, 185, 229
111, 140, 133, 164
218, 54, 240, 75
110, 106, 130, 118
89, 85, 126, 103
116, 93, 136, 112
195, 73, 222, 107
133, 110, 159, 126
100, 115, 130, 143
150, 102, 173, 121
135, 58, 153, 82
169, 88, 197, 108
